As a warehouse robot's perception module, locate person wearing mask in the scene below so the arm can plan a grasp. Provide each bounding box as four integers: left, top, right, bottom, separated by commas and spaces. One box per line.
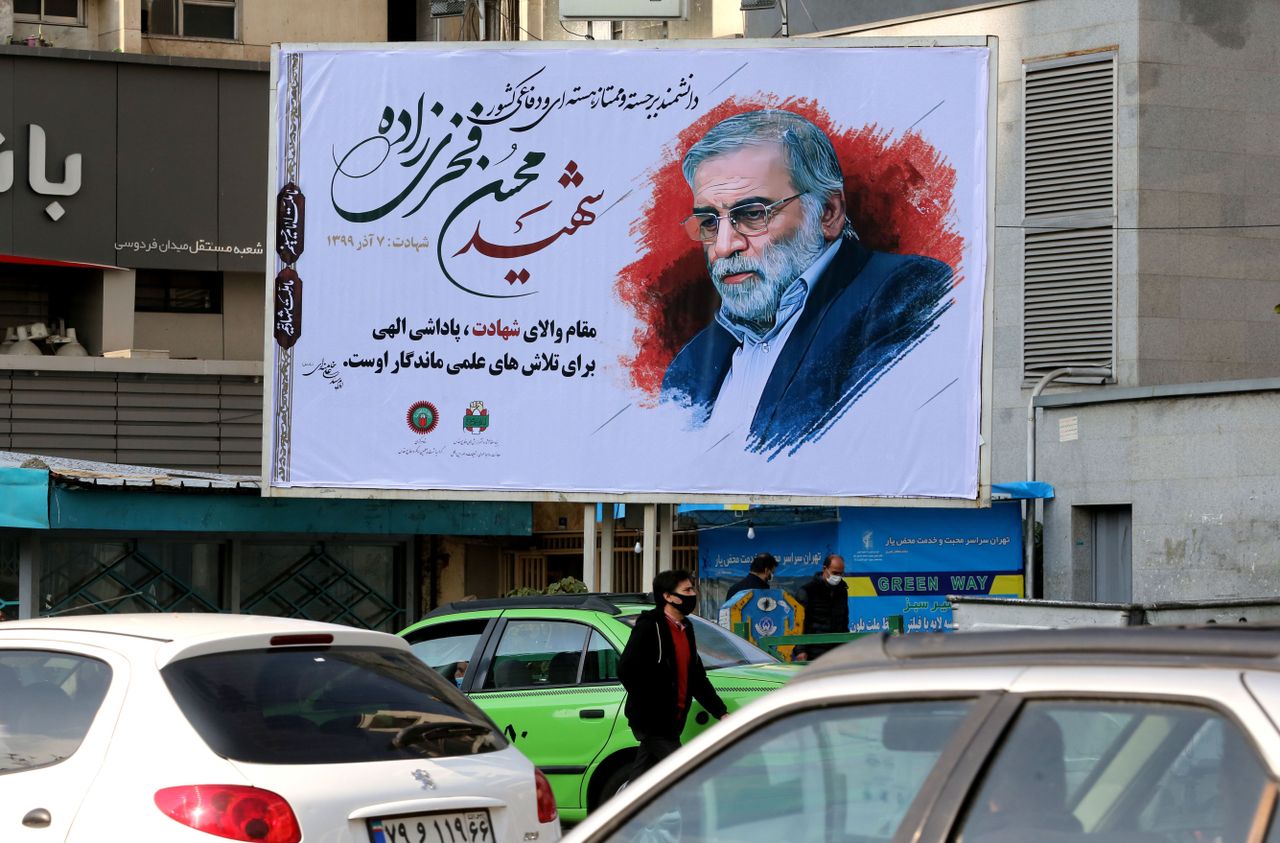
794, 553, 849, 662
619, 569, 728, 782
725, 552, 778, 601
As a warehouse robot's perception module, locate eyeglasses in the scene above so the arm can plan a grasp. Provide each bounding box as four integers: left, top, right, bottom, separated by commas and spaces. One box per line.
681, 193, 805, 242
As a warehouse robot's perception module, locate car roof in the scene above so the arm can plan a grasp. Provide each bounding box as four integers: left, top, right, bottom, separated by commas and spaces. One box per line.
422, 593, 654, 620
796, 625, 1280, 683
0, 612, 388, 644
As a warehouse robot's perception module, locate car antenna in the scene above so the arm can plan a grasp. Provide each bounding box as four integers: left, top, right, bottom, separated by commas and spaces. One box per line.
42, 592, 144, 617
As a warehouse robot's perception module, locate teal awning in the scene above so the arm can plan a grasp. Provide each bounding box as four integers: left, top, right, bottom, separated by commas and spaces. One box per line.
0, 464, 529, 536
0, 468, 50, 529
45, 485, 530, 535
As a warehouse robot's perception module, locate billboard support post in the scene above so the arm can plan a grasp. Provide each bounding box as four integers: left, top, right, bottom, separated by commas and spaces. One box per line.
642, 503, 657, 592
582, 502, 599, 591
658, 503, 674, 573
599, 507, 616, 592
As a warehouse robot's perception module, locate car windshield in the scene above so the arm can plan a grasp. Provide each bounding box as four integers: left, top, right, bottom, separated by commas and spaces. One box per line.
162, 645, 507, 765
619, 613, 776, 668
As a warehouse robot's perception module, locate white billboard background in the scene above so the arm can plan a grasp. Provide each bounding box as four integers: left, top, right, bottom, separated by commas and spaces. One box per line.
268, 44, 990, 500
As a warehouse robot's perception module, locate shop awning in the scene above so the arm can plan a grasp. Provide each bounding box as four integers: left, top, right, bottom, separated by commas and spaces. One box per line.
991, 481, 1055, 500
0, 452, 530, 536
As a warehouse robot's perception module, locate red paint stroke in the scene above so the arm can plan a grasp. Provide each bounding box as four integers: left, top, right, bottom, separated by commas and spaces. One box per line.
616, 96, 964, 398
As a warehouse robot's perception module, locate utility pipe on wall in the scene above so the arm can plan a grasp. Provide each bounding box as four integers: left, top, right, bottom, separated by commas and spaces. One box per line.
1025, 366, 1112, 598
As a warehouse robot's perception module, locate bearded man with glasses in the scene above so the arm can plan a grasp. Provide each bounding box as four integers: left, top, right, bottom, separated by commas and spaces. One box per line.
661, 109, 956, 454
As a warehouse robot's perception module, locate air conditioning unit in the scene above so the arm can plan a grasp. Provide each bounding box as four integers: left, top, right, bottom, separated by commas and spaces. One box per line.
740, 0, 776, 10
430, 0, 465, 17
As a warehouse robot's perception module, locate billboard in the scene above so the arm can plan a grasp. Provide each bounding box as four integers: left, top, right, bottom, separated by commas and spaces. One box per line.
266, 39, 994, 502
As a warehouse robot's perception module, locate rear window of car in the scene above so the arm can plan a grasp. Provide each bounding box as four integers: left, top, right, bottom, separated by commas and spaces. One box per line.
619, 613, 777, 668
162, 645, 507, 765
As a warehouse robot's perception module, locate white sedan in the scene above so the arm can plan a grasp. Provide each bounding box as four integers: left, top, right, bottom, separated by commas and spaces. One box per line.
568, 626, 1280, 843
0, 613, 561, 843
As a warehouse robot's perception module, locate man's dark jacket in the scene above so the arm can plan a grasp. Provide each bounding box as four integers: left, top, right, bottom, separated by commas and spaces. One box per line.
662, 236, 954, 455
795, 573, 850, 659
618, 605, 728, 739
725, 572, 770, 601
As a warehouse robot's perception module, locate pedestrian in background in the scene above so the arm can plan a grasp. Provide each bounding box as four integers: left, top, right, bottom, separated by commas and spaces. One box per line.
794, 553, 849, 662
619, 569, 728, 783
725, 552, 777, 601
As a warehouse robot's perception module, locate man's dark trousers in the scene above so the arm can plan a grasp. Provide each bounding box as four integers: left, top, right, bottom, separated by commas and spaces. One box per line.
628, 732, 684, 783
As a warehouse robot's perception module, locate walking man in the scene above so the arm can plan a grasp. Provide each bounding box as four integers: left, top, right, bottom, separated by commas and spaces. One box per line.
619, 569, 729, 782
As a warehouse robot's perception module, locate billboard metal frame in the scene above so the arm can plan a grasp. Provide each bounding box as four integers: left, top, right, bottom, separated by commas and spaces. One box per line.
263, 35, 998, 507
560, 0, 685, 20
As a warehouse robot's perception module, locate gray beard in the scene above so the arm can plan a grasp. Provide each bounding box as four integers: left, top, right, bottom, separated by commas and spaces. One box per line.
709, 202, 829, 335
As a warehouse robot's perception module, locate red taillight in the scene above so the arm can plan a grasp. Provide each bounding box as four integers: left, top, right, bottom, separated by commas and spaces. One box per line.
534, 769, 558, 824
155, 785, 301, 843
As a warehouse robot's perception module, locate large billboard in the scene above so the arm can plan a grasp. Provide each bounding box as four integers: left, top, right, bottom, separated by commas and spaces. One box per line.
265, 39, 995, 503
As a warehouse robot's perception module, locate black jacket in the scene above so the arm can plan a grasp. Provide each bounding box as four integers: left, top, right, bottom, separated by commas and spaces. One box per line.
796, 573, 850, 658
619, 606, 728, 739
725, 572, 771, 601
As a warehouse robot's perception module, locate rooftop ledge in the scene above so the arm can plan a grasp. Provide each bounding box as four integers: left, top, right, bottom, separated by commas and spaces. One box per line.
0, 356, 262, 378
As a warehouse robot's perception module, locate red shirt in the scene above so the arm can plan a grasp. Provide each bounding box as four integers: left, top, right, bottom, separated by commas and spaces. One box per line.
665, 613, 691, 713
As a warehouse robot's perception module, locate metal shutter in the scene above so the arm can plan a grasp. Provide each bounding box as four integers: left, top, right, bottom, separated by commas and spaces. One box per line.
1022, 54, 1116, 383
1, 371, 261, 472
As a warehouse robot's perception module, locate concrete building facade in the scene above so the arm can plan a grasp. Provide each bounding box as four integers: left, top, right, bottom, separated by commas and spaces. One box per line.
0, 0, 734, 623
741, 0, 1280, 601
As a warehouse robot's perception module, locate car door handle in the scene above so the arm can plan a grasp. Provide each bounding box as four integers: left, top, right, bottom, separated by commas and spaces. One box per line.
579, 709, 606, 719
23, 808, 51, 828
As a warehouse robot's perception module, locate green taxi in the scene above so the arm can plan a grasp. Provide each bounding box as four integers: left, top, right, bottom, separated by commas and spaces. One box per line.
398, 593, 800, 822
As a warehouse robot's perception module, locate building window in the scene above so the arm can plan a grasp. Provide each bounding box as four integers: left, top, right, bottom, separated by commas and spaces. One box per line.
14, 0, 82, 25
135, 270, 223, 314
142, 0, 237, 40
1022, 52, 1117, 384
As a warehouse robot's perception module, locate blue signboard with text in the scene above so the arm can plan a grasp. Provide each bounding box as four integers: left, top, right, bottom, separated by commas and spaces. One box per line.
697, 504, 1023, 634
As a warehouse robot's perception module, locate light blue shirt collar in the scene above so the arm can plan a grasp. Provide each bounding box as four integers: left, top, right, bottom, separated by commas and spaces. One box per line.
715, 238, 842, 346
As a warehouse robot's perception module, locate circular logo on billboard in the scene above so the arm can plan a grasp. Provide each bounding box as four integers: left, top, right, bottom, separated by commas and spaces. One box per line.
756, 596, 778, 612
406, 401, 440, 434
755, 618, 778, 637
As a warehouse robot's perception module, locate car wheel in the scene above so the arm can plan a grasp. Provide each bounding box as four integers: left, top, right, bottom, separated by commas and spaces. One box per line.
595, 764, 632, 807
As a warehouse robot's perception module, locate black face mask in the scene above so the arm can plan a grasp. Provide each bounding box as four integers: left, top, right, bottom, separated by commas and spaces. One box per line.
667, 592, 697, 616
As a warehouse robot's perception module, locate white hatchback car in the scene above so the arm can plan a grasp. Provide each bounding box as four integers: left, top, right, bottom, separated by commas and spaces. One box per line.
567, 626, 1280, 843
0, 613, 561, 843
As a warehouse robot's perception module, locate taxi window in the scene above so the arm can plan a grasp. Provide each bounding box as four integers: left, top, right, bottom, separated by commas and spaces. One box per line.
618, 613, 776, 668
403, 618, 489, 685
583, 631, 619, 683
483, 620, 589, 689
0, 650, 112, 773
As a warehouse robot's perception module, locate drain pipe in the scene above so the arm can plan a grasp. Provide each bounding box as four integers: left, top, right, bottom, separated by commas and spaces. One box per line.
1026, 366, 1112, 598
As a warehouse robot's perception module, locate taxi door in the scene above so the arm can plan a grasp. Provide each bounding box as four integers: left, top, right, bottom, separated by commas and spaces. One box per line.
468, 616, 623, 812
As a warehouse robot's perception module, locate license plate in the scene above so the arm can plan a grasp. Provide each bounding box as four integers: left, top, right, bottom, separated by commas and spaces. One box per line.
369, 810, 494, 843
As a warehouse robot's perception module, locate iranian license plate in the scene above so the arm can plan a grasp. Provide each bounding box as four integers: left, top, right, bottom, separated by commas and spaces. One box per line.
369, 810, 494, 843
